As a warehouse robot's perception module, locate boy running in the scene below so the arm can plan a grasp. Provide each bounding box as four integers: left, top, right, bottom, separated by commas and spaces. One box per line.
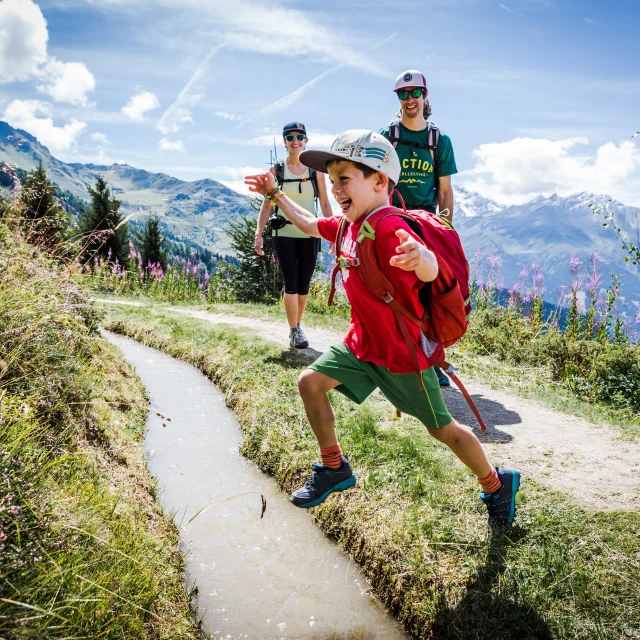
245, 130, 520, 528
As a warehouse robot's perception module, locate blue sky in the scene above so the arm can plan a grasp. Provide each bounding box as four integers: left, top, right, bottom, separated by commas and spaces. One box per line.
1, 0, 639, 204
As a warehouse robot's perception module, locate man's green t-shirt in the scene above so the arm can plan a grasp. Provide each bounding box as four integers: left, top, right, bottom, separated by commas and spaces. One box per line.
379, 121, 457, 209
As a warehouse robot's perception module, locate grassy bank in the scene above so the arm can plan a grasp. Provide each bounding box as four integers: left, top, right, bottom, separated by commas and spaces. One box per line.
0, 227, 201, 639
103, 304, 640, 640
96, 295, 640, 440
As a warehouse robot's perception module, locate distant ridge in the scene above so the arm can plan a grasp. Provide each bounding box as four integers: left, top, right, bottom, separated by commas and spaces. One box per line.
1, 120, 638, 304
0, 121, 253, 255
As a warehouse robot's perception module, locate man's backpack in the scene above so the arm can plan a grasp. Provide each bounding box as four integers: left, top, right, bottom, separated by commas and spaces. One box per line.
268, 159, 320, 231
387, 121, 440, 206
327, 199, 487, 431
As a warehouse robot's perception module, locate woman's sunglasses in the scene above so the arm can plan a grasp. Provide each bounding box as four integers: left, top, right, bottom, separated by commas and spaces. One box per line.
397, 88, 424, 100
284, 134, 306, 142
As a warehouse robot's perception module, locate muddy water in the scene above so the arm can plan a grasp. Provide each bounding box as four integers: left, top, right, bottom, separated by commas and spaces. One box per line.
105, 332, 409, 640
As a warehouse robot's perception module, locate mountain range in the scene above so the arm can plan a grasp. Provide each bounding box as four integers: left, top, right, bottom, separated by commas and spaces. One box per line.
454, 187, 640, 306
1, 120, 639, 306
0, 121, 253, 254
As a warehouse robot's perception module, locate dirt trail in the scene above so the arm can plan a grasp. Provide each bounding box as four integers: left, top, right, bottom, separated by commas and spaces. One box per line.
98, 299, 640, 511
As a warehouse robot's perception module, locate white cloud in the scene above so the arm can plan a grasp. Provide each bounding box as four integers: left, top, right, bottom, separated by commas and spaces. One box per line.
37, 58, 96, 106
3, 99, 87, 154
159, 137, 185, 151
212, 1, 389, 77
39, 1, 389, 76
0, 0, 48, 83
156, 44, 222, 135
0, 0, 96, 106
459, 136, 640, 205
258, 66, 340, 116
122, 89, 160, 121
215, 111, 245, 121
202, 165, 266, 195
253, 33, 395, 120
91, 131, 109, 143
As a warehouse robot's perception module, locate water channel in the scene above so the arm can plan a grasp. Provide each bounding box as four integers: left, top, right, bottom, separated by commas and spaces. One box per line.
105, 332, 409, 640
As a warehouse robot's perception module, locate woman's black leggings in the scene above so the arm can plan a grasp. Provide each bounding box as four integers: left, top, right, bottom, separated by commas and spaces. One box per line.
271, 236, 320, 295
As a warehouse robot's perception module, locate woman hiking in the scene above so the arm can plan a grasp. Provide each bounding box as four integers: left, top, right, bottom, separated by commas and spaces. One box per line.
255, 122, 334, 349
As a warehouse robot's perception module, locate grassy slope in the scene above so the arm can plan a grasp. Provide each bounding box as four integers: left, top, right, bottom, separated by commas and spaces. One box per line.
103, 304, 640, 640
96, 296, 640, 440
0, 228, 201, 639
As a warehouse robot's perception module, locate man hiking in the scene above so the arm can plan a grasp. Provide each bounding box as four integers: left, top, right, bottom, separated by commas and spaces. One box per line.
245, 130, 520, 529
381, 69, 456, 386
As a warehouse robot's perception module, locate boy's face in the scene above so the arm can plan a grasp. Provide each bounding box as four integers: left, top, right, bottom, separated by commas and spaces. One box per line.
327, 161, 388, 222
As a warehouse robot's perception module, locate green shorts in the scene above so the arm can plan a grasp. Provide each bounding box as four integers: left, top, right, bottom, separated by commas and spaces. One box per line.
308, 343, 452, 430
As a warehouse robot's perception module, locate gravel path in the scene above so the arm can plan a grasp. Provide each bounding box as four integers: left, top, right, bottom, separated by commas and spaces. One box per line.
98, 299, 640, 511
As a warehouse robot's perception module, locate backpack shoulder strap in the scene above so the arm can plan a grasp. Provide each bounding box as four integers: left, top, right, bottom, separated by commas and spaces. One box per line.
308, 167, 319, 201
355, 210, 423, 327
328, 216, 350, 306
426, 122, 439, 165
274, 160, 285, 186
388, 123, 401, 149
427, 123, 440, 202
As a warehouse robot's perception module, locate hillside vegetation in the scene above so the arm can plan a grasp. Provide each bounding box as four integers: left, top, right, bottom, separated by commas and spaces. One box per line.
0, 225, 202, 638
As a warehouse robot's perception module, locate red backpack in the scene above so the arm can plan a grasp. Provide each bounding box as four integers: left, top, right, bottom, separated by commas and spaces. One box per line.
328, 197, 487, 432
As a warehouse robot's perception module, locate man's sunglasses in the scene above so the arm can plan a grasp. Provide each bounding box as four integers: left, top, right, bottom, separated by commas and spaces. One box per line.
284, 134, 306, 142
397, 88, 424, 100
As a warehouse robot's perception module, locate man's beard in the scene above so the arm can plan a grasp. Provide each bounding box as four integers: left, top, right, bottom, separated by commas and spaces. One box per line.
403, 106, 421, 118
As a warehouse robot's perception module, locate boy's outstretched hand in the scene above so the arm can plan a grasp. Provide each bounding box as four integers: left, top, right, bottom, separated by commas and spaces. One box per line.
245, 172, 277, 196
389, 229, 439, 282
389, 229, 425, 270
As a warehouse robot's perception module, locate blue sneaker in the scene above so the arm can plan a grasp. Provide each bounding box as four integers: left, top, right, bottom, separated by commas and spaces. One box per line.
480, 467, 521, 528
290, 456, 356, 508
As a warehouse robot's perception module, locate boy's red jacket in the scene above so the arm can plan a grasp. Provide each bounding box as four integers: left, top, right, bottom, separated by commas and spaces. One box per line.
317, 210, 430, 373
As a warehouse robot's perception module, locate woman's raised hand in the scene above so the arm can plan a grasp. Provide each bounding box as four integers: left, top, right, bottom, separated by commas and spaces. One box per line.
245, 171, 277, 196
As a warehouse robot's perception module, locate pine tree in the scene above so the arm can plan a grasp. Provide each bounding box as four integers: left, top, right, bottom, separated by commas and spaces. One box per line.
227, 213, 283, 303
138, 214, 167, 269
17, 162, 69, 251
80, 176, 129, 263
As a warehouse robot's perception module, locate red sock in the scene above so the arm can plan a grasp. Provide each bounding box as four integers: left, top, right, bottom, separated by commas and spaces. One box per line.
478, 467, 501, 494
320, 444, 343, 470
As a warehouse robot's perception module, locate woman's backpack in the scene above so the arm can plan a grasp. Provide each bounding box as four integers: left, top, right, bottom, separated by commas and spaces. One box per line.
268, 160, 320, 232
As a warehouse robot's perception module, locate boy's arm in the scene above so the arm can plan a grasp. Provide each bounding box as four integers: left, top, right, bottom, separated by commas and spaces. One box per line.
389, 228, 438, 282
245, 172, 321, 238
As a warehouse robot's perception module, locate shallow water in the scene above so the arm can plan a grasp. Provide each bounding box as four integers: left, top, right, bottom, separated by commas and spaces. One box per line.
105, 332, 409, 640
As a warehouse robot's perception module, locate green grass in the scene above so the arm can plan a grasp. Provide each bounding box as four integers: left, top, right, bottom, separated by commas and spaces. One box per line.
94, 294, 352, 332
96, 295, 640, 440
0, 226, 202, 639
103, 304, 640, 640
